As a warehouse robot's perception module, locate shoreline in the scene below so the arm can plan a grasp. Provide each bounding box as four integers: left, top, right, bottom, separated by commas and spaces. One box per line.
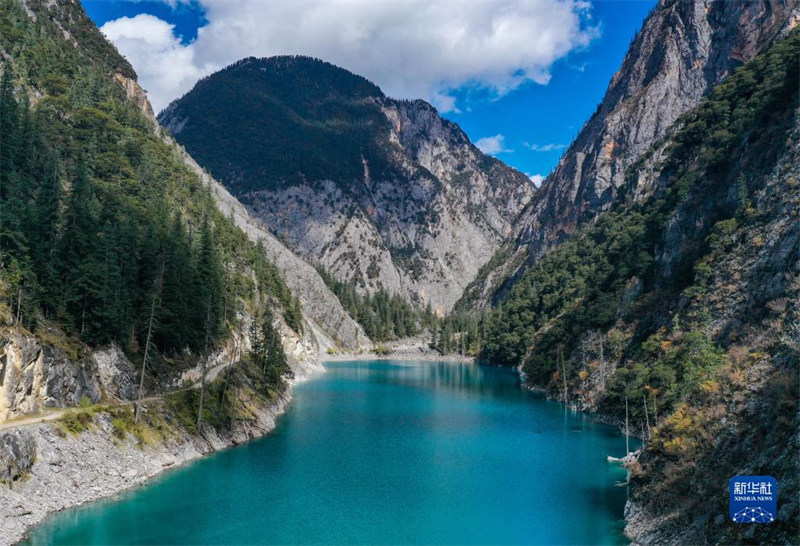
0, 378, 304, 546
3, 354, 632, 546
322, 351, 475, 363
322, 340, 475, 363
1, 352, 476, 545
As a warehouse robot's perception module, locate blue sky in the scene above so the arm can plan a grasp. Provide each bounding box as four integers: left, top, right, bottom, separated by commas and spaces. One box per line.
84, 0, 655, 180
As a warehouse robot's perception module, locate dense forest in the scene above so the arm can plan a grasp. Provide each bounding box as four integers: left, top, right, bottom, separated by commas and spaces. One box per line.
0, 0, 299, 374
159, 56, 404, 194
477, 28, 798, 430
315, 266, 423, 341
316, 263, 489, 355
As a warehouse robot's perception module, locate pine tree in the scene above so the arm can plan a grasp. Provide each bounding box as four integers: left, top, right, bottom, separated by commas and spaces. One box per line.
58, 157, 104, 339
0, 63, 19, 258
32, 149, 62, 315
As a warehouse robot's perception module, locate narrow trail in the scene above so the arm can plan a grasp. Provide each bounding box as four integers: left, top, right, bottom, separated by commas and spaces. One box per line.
0, 393, 167, 433
0, 359, 236, 433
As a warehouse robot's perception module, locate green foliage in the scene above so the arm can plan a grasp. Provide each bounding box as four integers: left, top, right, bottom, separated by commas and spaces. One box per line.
249, 309, 293, 390
606, 327, 724, 424
57, 406, 97, 436
429, 312, 485, 356
482, 210, 653, 372
159, 56, 403, 194
0, 0, 300, 373
316, 266, 422, 341
0, 0, 135, 98
477, 28, 800, 428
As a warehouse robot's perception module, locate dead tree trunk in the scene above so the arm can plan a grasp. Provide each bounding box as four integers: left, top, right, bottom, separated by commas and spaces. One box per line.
653, 392, 658, 425
196, 364, 206, 429
559, 345, 568, 405
625, 396, 630, 455
135, 260, 164, 425
197, 305, 212, 429
15, 286, 22, 325
643, 395, 651, 439
220, 333, 239, 407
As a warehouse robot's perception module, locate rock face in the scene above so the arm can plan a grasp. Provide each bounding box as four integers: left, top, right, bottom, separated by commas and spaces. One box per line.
159, 57, 535, 313
0, 429, 36, 484
175, 150, 371, 351
0, 330, 103, 421
461, 0, 800, 307
0, 374, 309, 546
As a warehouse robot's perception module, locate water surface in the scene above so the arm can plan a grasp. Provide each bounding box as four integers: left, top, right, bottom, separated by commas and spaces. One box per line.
26, 360, 632, 545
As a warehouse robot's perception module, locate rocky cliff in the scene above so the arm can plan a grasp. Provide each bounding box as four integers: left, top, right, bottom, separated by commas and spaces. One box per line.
159, 57, 535, 313
478, 23, 799, 545
175, 150, 371, 351
624, 88, 800, 546
0, 323, 321, 546
460, 0, 800, 308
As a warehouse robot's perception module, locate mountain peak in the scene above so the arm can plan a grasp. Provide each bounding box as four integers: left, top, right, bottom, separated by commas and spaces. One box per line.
160, 57, 534, 311
220, 55, 385, 100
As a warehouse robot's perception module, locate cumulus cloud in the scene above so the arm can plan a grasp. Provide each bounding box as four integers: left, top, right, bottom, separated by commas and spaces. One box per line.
527, 173, 545, 187
475, 134, 511, 155
101, 0, 599, 113
101, 14, 205, 111
524, 142, 567, 152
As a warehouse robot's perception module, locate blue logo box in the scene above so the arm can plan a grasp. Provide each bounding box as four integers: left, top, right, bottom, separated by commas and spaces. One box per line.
729, 476, 777, 523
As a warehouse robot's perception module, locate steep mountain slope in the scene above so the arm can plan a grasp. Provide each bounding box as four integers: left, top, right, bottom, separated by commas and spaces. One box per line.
159, 57, 535, 313
481, 27, 799, 545
176, 150, 370, 351
459, 0, 799, 308
0, 0, 330, 430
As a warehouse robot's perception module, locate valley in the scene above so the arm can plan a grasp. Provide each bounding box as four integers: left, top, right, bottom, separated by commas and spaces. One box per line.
0, 0, 797, 545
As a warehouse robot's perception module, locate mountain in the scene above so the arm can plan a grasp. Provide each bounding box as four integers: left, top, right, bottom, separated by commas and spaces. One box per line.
465, 1, 799, 542
459, 0, 800, 308
0, 0, 331, 477
0, 0, 371, 538
159, 56, 535, 313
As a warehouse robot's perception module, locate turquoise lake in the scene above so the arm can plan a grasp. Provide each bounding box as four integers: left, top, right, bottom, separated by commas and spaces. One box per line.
25, 360, 633, 545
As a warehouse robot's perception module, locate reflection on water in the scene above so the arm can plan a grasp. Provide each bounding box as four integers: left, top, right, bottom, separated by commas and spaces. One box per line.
336, 359, 522, 396
25, 359, 634, 546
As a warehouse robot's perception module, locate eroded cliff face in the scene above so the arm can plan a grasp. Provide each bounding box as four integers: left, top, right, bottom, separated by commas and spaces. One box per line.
159, 59, 535, 313
113, 73, 156, 123
623, 115, 800, 546
462, 0, 800, 308
240, 99, 532, 313
176, 150, 371, 351
0, 330, 102, 421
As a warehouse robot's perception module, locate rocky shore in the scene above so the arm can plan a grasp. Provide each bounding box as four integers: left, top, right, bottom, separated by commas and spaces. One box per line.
324, 336, 475, 363
0, 343, 477, 546
0, 379, 303, 546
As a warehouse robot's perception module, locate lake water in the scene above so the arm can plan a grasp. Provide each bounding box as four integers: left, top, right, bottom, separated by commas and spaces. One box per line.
24, 360, 633, 545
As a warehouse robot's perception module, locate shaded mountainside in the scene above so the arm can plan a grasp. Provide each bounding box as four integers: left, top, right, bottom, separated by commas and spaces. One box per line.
459, 0, 800, 309
159, 56, 535, 313
481, 27, 799, 545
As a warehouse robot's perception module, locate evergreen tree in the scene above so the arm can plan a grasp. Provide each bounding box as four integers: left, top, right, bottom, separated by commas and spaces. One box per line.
32, 149, 62, 315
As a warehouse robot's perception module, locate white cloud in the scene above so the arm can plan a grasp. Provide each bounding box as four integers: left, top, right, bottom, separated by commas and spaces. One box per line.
524, 142, 566, 152
101, 0, 599, 113
101, 14, 204, 111
527, 173, 545, 187
475, 134, 510, 155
